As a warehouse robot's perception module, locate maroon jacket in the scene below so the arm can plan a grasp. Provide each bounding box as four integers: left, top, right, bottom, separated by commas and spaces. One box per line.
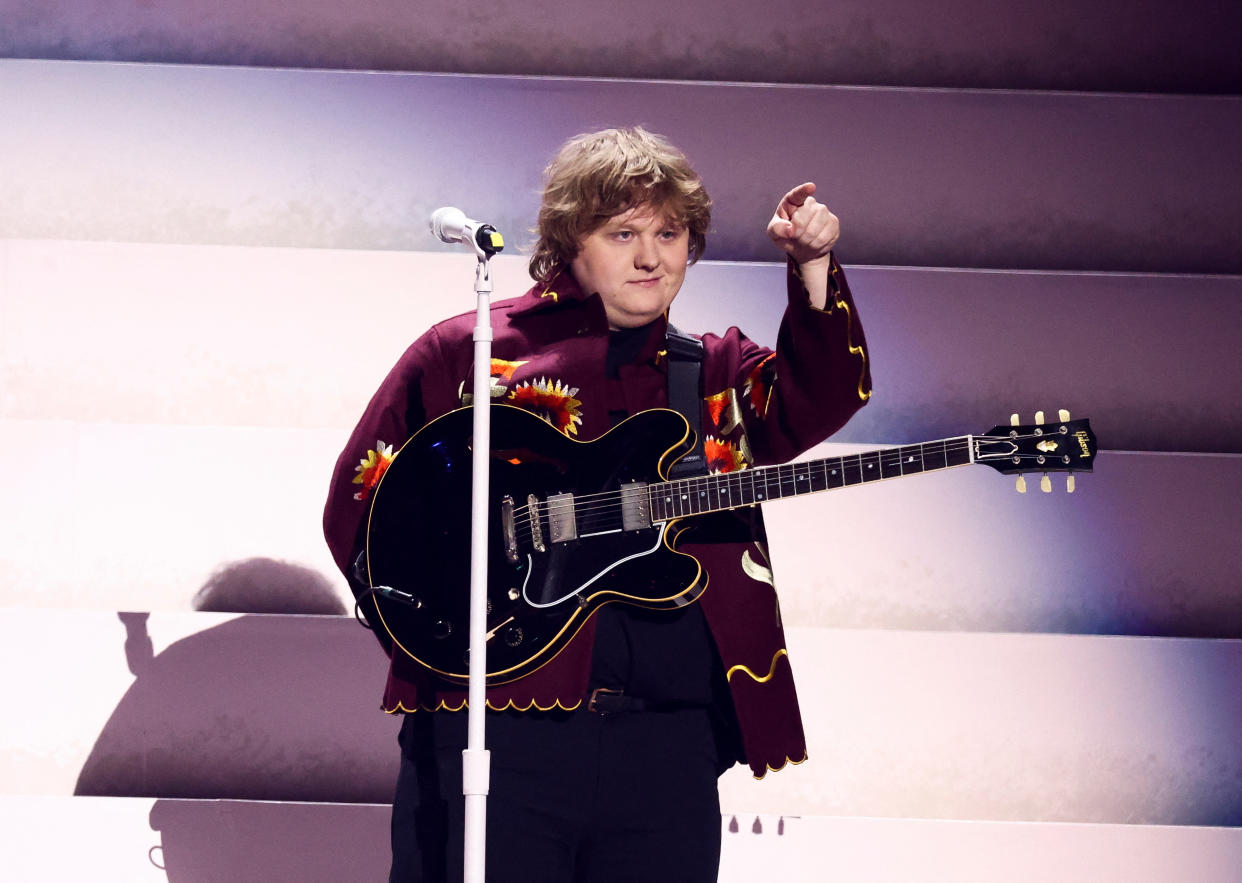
323, 257, 871, 778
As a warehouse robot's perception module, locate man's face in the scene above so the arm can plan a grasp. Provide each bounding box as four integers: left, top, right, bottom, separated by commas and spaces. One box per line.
570, 204, 690, 330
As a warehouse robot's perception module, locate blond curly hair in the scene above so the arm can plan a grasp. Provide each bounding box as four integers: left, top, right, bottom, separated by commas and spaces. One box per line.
529, 127, 712, 283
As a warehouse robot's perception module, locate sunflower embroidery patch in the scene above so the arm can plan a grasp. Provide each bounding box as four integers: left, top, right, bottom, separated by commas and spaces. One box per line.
508, 377, 584, 436
705, 389, 743, 436
742, 353, 777, 419
705, 435, 747, 474
352, 441, 394, 501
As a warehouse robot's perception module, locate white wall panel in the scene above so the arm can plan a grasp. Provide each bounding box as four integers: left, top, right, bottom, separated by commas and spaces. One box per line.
4, 610, 1239, 826
3, 796, 1242, 883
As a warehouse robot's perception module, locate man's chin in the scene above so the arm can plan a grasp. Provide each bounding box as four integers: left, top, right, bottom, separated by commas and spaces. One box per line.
608, 312, 663, 331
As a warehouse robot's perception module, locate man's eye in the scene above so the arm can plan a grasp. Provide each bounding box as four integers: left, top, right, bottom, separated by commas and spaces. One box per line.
612, 231, 633, 241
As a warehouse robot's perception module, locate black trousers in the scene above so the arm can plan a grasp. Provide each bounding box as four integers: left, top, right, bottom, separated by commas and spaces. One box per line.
390, 707, 723, 882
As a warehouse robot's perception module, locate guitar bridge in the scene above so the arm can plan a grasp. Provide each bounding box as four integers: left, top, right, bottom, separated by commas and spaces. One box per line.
500, 495, 519, 564
527, 494, 546, 552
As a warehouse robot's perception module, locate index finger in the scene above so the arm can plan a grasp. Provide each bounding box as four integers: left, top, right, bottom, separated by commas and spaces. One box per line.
780, 181, 817, 209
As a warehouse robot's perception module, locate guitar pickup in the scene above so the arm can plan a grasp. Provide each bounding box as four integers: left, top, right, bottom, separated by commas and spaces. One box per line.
619, 482, 650, 530
546, 492, 577, 543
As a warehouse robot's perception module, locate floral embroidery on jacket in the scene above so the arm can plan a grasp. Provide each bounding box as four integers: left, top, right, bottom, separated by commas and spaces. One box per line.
705, 389, 743, 436
508, 377, 584, 436
705, 435, 747, 474
489, 358, 529, 398
743, 354, 777, 418
352, 441, 394, 501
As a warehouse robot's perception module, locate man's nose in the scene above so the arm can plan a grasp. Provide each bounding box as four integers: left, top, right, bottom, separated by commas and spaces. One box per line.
633, 236, 660, 270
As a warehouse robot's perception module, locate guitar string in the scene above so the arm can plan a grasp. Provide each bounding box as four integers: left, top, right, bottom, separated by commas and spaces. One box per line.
508, 458, 1056, 541
507, 435, 1059, 539
507, 435, 1032, 529
508, 435, 980, 520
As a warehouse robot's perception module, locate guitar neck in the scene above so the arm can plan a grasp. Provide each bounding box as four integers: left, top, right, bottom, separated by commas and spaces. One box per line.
649, 435, 975, 521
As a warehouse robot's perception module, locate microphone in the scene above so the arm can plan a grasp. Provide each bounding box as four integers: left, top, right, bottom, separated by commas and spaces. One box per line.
429, 207, 505, 256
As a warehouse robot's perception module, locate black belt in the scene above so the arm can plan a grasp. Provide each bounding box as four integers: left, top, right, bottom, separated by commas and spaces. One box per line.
586, 687, 708, 715
587, 688, 648, 714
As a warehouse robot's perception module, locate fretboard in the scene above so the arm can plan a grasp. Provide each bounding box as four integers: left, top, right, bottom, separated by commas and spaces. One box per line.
648, 435, 975, 522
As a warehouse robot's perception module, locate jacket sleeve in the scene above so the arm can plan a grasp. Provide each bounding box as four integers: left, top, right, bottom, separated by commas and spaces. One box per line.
700, 255, 871, 468
322, 327, 452, 597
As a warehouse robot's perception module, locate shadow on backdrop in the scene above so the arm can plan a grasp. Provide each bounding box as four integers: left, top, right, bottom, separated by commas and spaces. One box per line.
192, 556, 347, 615
73, 559, 399, 880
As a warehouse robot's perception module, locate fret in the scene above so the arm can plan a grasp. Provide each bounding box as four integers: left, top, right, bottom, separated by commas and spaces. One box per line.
736, 471, 756, 506
841, 455, 862, 486
897, 444, 925, 475
825, 457, 844, 489
947, 438, 973, 468
791, 462, 811, 495
809, 459, 829, 492
778, 463, 799, 498
653, 487, 668, 521
674, 481, 690, 518
653, 485, 669, 523
753, 467, 774, 502
728, 470, 748, 507
921, 440, 948, 472
858, 450, 882, 482
690, 476, 708, 515
765, 466, 781, 500
706, 473, 721, 512
713, 472, 733, 511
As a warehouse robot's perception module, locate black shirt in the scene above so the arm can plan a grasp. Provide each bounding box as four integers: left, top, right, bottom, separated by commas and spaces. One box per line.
587, 322, 719, 706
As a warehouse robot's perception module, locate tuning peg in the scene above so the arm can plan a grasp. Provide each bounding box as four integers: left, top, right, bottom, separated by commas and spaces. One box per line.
1035, 410, 1045, 425
1058, 409, 1071, 422
1016, 474, 1027, 493
1067, 473, 1076, 494
1010, 413, 1020, 427
1040, 473, 1052, 493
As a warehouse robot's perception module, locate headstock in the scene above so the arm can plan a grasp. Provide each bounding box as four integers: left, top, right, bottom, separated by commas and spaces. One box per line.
976, 409, 1096, 493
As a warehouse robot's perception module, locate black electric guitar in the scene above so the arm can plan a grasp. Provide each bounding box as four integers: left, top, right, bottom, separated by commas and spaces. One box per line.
365, 405, 1096, 685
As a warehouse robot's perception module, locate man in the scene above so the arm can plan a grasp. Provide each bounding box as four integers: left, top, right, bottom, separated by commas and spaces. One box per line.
324, 127, 871, 881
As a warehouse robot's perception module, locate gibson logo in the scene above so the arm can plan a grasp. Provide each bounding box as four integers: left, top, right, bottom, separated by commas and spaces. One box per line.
1074, 431, 1091, 458
1036, 440, 1059, 453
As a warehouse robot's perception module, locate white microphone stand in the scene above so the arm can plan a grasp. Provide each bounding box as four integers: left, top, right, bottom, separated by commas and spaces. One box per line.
461, 237, 500, 883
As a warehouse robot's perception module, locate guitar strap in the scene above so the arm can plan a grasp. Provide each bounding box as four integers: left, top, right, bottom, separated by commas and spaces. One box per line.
665, 323, 708, 479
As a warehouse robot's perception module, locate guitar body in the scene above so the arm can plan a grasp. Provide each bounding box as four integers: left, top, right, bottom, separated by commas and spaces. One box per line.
366, 405, 703, 685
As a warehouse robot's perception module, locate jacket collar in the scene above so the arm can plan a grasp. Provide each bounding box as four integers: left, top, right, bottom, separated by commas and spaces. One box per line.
507, 267, 595, 318
507, 266, 672, 368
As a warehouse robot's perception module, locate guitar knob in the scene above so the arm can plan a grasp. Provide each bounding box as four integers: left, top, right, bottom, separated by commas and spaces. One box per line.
1059, 408, 1071, 423
433, 619, 453, 639
504, 626, 524, 648
1010, 413, 1020, 427
1016, 475, 1027, 494
1035, 410, 1045, 425
1040, 474, 1052, 493
1067, 474, 1076, 494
